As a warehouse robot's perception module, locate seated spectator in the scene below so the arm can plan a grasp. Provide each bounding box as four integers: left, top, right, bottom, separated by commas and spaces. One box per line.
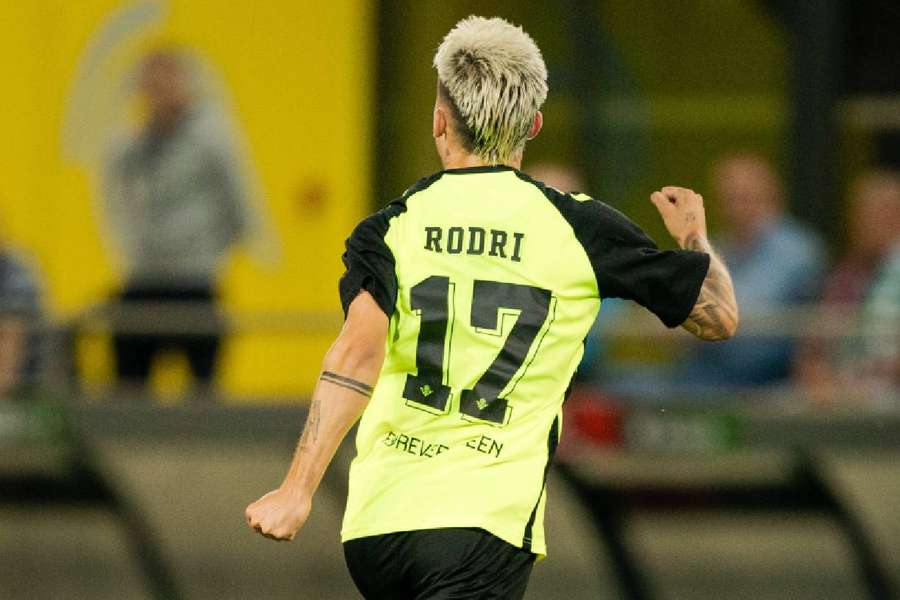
675, 152, 826, 389
795, 170, 900, 404
860, 243, 900, 405
0, 234, 42, 397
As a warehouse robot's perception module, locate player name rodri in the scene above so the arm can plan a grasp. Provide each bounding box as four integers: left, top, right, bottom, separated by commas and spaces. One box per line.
424, 226, 525, 262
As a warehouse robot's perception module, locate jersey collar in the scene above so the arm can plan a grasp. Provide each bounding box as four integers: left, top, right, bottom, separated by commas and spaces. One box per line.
441, 165, 518, 175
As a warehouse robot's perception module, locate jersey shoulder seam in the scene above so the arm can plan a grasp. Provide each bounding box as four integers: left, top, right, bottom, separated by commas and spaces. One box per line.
400, 171, 445, 201
512, 171, 601, 296
378, 170, 447, 232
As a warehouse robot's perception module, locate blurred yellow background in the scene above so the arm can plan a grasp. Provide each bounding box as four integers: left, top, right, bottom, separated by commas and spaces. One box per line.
0, 0, 372, 398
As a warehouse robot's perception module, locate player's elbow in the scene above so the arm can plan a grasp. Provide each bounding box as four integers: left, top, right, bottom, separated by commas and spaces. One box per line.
702, 312, 739, 342
704, 322, 737, 342
322, 331, 385, 378
682, 306, 739, 342
722, 305, 740, 340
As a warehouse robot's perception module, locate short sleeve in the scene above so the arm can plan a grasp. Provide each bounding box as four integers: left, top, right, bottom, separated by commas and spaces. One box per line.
550, 191, 709, 328
338, 204, 402, 318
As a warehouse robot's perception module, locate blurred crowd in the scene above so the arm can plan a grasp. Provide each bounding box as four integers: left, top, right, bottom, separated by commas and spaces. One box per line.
531, 155, 900, 410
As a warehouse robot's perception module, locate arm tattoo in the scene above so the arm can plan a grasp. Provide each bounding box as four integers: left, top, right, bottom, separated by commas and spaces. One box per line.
298, 396, 321, 449
319, 371, 374, 397
297, 372, 372, 452
681, 233, 739, 341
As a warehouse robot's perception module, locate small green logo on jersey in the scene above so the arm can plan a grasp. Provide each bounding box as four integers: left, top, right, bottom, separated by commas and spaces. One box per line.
420, 385, 433, 397
476, 398, 489, 410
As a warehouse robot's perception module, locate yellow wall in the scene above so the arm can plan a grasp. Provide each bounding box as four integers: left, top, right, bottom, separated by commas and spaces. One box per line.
0, 0, 372, 399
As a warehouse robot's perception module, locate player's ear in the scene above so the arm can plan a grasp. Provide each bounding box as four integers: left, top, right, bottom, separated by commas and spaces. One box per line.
527, 111, 543, 141
433, 106, 448, 139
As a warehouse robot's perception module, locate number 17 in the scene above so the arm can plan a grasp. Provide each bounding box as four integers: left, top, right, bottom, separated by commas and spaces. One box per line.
402, 276, 554, 426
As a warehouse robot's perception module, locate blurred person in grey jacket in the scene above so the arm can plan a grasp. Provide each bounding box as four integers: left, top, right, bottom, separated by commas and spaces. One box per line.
103, 49, 252, 391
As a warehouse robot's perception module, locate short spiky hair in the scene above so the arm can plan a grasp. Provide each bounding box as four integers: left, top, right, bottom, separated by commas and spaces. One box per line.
433, 16, 548, 164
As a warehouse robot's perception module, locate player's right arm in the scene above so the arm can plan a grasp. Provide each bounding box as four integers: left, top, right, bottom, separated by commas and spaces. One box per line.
244, 290, 388, 542
245, 201, 399, 541
651, 186, 739, 341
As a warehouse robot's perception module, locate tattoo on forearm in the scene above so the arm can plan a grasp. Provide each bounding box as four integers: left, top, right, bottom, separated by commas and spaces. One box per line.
682, 234, 739, 341
297, 372, 372, 453
298, 396, 321, 449
319, 371, 374, 397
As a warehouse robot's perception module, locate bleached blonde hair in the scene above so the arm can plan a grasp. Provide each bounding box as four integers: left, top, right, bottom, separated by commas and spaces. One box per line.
433, 16, 548, 164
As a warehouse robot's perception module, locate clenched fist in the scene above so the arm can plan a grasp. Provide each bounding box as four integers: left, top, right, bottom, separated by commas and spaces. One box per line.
245, 488, 312, 542
650, 186, 708, 249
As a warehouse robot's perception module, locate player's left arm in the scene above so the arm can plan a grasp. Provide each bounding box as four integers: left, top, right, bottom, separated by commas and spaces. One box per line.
678, 233, 739, 341
651, 186, 739, 341
245, 290, 388, 541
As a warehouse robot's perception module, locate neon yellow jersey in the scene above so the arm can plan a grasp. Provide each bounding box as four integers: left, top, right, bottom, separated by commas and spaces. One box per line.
338, 166, 708, 556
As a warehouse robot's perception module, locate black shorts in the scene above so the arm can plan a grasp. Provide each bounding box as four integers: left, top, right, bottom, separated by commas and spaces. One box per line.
343, 528, 535, 600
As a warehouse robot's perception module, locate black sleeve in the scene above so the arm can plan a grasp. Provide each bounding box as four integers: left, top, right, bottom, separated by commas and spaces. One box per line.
568, 198, 710, 328
338, 204, 402, 318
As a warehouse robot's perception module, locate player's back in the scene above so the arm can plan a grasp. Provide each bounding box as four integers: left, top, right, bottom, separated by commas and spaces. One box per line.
339, 165, 708, 556
382, 165, 600, 428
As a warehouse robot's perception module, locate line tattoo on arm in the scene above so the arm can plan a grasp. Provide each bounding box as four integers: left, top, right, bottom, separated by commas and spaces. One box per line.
681, 233, 739, 341
298, 396, 321, 448
319, 371, 374, 397
298, 372, 373, 451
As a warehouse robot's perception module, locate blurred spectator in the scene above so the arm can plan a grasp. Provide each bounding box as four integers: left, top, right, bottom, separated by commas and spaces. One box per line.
0, 232, 41, 397
859, 243, 900, 405
676, 152, 826, 389
795, 170, 900, 404
102, 49, 252, 392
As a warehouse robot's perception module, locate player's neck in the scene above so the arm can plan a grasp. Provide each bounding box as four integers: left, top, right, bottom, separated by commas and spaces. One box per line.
440, 149, 522, 171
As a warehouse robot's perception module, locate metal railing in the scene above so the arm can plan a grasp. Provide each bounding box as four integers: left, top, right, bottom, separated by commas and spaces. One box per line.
0, 300, 896, 399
